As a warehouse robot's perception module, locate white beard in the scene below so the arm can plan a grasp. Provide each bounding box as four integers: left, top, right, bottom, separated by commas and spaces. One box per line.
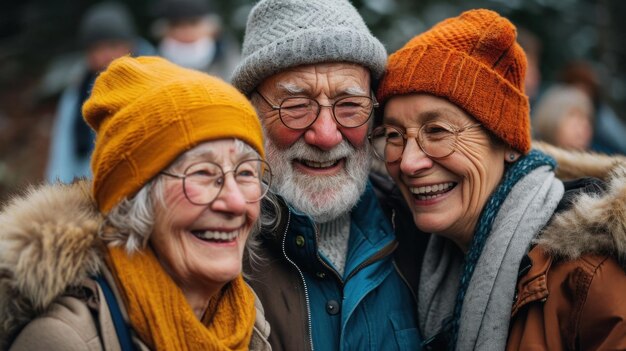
266, 138, 371, 223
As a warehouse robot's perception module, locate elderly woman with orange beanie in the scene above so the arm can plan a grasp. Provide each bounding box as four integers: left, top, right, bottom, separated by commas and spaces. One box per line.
370, 9, 626, 350
0, 56, 272, 350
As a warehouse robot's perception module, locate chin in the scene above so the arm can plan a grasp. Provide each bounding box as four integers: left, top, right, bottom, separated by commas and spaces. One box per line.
412, 212, 451, 236
202, 262, 243, 285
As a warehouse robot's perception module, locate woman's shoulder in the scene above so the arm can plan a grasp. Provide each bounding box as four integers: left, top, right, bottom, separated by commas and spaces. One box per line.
0, 180, 105, 348
9, 295, 102, 351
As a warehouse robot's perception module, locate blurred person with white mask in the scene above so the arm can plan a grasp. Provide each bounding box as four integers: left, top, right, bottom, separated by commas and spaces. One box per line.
152, 0, 241, 80
46, 1, 155, 183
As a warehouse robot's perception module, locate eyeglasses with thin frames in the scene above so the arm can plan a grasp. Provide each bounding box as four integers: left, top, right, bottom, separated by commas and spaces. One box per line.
254, 90, 378, 130
368, 122, 482, 162
161, 159, 272, 205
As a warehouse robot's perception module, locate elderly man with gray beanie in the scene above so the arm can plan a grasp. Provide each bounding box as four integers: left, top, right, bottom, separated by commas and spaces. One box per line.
231, 0, 426, 350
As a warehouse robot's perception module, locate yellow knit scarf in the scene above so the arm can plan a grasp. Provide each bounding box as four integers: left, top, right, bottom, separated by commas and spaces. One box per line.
106, 246, 255, 351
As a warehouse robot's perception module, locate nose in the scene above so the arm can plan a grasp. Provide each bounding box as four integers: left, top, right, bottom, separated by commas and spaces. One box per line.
399, 138, 433, 175
302, 106, 343, 151
210, 174, 246, 214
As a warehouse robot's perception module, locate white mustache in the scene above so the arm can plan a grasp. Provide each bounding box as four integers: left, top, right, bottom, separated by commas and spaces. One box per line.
278, 138, 354, 163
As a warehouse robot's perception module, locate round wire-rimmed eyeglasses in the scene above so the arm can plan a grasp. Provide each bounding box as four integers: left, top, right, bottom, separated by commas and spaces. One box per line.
254, 90, 378, 130
161, 159, 272, 205
368, 122, 483, 162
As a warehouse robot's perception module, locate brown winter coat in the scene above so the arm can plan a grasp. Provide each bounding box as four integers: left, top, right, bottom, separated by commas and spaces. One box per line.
0, 180, 271, 350
506, 143, 626, 350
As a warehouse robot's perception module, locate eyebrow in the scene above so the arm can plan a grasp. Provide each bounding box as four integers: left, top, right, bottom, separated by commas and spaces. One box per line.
276, 82, 368, 97
277, 82, 305, 94
343, 86, 367, 96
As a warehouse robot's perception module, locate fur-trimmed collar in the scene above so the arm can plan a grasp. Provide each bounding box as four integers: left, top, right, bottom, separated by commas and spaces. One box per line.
534, 141, 626, 266
0, 180, 104, 347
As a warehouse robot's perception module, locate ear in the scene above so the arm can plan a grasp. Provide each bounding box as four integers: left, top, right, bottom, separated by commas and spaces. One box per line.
504, 148, 521, 163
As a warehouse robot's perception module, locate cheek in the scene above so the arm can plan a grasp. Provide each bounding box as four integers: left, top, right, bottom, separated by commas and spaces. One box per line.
246, 203, 261, 225
454, 145, 504, 202
340, 126, 368, 148
265, 122, 304, 148
386, 162, 402, 182
156, 184, 198, 230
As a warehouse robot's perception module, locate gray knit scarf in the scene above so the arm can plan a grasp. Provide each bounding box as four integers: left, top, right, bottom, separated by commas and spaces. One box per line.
418, 165, 564, 351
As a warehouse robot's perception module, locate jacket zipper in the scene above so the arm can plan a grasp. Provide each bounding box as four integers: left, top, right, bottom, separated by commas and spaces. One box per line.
284, 210, 399, 350
389, 209, 418, 302
281, 210, 315, 351
313, 224, 344, 284
393, 260, 417, 303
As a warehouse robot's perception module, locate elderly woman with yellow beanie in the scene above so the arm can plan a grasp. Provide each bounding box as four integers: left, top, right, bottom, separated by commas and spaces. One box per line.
0, 56, 272, 350
370, 9, 626, 350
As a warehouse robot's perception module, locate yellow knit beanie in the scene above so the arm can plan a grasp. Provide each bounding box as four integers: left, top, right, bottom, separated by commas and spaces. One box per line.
378, 9, 530, 154
83, 56, 264, 213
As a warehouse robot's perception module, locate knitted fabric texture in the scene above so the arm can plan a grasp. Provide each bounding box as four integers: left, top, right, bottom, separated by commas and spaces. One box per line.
448, 150, 556, 349
230, 0, 387, 95
83, 56, 264, 213
106, 246, 256, 350
318, 212, 351, 276
377, 9, 531, 154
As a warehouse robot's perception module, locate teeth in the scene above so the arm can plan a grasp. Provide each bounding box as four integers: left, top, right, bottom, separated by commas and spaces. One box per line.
409, 182, 454, 195
194, 230, 239, 241
301, 159, 337, 168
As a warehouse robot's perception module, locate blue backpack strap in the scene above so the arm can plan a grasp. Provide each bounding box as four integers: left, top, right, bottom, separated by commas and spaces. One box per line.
93, 275, 136, 351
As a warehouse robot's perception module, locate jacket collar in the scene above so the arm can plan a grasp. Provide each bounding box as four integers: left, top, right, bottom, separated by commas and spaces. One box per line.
268, 181, 397, 277
535, 165, 626, 267
0, 180, 104, 347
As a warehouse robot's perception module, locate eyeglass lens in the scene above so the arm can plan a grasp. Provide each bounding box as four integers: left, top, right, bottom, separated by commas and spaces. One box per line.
369, 123, 460, 162
182, 160, 271, 205
279, 96, 374, 129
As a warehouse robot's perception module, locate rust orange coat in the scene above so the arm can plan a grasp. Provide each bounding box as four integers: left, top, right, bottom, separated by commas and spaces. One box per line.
507, 246, 626, 350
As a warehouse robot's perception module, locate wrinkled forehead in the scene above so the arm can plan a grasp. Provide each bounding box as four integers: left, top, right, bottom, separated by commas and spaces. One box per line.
261, 62, 371, 96
383, 93, 477, 127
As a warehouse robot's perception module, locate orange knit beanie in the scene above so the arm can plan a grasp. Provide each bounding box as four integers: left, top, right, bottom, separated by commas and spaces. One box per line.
83, 56, 264, 213
377, 9, 531, 154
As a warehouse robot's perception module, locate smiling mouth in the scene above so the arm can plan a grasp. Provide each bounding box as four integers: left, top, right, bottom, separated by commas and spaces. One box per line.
296, 158, 342, 169
191, 230, 239, 243
409, 182, 456, 200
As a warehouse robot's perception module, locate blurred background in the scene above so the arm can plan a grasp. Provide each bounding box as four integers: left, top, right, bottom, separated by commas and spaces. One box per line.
1, 0, 625, 202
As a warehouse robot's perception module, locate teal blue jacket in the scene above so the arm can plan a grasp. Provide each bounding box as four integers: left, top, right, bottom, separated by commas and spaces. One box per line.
246, 179, 425, 351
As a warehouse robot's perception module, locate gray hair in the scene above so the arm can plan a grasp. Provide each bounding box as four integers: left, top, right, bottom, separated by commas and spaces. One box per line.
532, 84, 594, 144
100, 139, 265, 264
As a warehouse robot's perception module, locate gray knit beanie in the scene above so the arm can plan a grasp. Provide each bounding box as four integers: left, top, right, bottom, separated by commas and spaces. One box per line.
231, 0, 387, 95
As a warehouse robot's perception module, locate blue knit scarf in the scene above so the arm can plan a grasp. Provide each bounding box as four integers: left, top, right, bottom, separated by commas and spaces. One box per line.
447, 150, 556, 350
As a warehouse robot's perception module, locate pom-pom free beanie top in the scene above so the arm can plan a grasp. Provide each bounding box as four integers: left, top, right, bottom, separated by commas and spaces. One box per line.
378, 9, 531, 154
231, 0, 387, 95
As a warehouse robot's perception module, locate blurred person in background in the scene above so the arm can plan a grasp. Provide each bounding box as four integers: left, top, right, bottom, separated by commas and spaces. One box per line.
533, 84, 595, 150
1, 56, 271, 350
558, 60, 626, 155
517, 26, 543, 108
152, 0, 241, 80
45, 1, 154, 183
